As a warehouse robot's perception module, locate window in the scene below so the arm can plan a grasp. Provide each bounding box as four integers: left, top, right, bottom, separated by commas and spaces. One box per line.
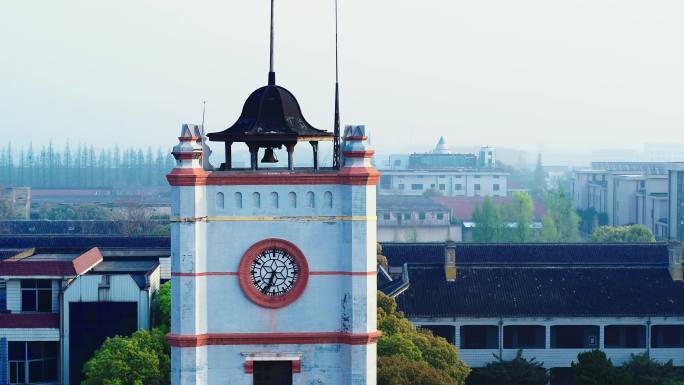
271, 192, 279, 208
382, 213, 390, 220
404, 213, 411, 220
604, 325, 645, 348
652, 325, 684, 348
430, 184, 436, 188
288, 192, 297, 208
21, 280, 52, 312
551, 325, 599, 348
0, 280, 6, 311
411, 184, 424, 190
234, 192, 243, 209
474, 175, 481, 179
306, 191, 315, 208
216, 192, 224, 209
398, 184, 405, 190
324, 191, 333, 208
439, 184, 446, 191
9, 341, 59, 384
474, 184, 481, 191
504, 325, 545, 348
252, 192, 261, 208
455, 184, 463, 190
493, 184, 500, 191
460, 325, 499, 349
436, 213, 444, 220
420, 325, 455, 344
494, 175, 499, 179
419, 212, 426, 220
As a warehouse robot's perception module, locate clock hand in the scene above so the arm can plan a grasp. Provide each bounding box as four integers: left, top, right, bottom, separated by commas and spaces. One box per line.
264, 272, 276, 292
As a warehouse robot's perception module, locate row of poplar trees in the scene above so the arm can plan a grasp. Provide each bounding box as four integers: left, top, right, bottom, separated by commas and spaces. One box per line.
0, 141, 175, 188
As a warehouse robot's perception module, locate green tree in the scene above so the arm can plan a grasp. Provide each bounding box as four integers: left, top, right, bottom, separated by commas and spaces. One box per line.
0, 197, 16, 220
541, 213, 560, 242
622, 353, 684, 385
466, 350, 548, 385
572, 350, 634, 385
377, 292, 470, 384
544, 185, 580, 242
471, 197, 504, 243
156, 281, 171, 330
82, 328, 170, 385
531, 153, 547, 200
505, 192, 534, 242
378, 356, 459, 385
591, 225, 656, 243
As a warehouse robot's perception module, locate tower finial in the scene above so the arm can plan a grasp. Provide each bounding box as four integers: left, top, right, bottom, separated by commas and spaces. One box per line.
268, 0, 276, 85
333, 0, 341, 169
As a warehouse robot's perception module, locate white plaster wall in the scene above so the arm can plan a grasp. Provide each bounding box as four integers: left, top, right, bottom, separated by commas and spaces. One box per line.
382, 171, 508, 197
172, 179, 378, 384
377, 225, 462, 243
413, 317, 684, 368
172, 343, 376, 385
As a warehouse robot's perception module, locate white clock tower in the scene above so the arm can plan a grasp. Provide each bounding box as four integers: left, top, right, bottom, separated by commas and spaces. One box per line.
166, 4, 379, 384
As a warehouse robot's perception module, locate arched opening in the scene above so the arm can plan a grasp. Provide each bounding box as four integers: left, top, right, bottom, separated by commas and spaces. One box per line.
216, 192, 225, 209
253, 192, 261, 208
234, 192, 243, 209
271, 192, 279, 208
288, 192, 297, 208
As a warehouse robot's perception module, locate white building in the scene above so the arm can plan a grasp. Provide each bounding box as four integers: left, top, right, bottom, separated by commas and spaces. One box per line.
380, 242, 684, 385
380, 138, 509, 198
571, 163, 670, 236
0, 245, 161, 385
377, 196, 461, 243
168, 40, 379, 381
669, 163, 684, 242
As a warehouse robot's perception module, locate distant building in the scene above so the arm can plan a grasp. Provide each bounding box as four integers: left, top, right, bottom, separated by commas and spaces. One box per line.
377, 196, 460, 242
669, 163, 684, 242
380, 138, 509, 197
571, 163, 670, 238
380, 242, 684, 385
0, 239, 167, 385
644, 143, 684, 162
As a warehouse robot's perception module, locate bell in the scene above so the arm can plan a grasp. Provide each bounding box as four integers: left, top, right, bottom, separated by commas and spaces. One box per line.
261, 148, 278, 163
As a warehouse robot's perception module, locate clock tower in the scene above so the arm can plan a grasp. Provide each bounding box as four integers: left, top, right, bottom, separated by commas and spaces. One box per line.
166, 4, 379, 384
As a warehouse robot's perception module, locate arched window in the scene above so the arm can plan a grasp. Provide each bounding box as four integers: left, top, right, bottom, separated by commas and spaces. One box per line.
306, 191, 315, 208
288, 192, 297, 208
324, 191, 333, 208
252, 192, 261, 208
271, 192, 279, 208
216, 192, 225, 209
234, 192, 243, 209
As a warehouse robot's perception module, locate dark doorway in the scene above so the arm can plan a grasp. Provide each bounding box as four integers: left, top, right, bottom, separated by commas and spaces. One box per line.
69, 302, 137, 385
253, 361, 293, 385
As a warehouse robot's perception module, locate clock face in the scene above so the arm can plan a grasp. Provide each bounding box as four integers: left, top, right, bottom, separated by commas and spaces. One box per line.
239, 239, 309, 308
249, 248, 299, 296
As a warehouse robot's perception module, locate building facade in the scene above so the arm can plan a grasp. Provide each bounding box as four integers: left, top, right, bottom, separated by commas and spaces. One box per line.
167, 69, 380, 384
380, 138, 509, 197
0, 244, 161, 385
380, 242, 684, 385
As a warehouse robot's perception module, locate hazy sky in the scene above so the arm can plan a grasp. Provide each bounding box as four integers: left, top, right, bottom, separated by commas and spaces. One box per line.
1, 0, 683, 157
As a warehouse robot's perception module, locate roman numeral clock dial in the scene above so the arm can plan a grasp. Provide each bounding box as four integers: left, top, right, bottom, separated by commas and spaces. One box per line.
239, 239, 310, 308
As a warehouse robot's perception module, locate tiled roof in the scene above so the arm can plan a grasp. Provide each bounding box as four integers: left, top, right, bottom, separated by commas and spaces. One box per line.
0, 313, 60, 328
0, 235, 170, 249
381, 243, 670, 267
432, 196, 547, 221
377, 195, 449, 211
0, 247, 102, 276
397, 265, 684, 318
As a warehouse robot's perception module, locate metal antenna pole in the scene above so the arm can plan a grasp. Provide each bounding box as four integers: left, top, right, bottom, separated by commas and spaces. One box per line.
269, 0, 276, 85
333, 0, 341, 169
201, 100, 207, 129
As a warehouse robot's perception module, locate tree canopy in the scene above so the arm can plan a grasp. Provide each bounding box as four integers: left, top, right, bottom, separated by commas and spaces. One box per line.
591, 225, 656, 243
378, 291, 470, 385
82, 328, 170, 385
466, 350, 549, 385
543, 185, 580, 242
471, 197, 504, 243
